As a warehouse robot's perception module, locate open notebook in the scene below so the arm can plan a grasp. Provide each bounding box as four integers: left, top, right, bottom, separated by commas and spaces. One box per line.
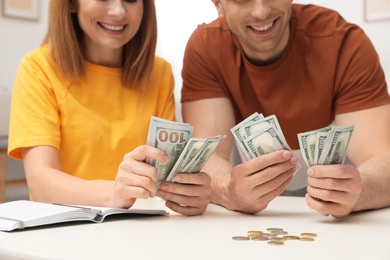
0, 200, 168, 231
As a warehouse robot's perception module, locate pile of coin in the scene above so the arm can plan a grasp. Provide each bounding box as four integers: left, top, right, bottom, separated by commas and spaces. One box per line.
232, 228, 317, 246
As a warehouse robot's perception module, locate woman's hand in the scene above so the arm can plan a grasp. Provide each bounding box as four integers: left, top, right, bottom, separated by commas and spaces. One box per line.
112, 145, 170, 208
158, 172, 212, 216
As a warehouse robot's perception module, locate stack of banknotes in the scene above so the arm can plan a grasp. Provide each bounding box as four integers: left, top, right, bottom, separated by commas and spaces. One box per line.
230, 112, 300, 173
231, 112, 354, 171
146, 116, 226, 187
297, 124, 355, 167
231, 112, 292, 160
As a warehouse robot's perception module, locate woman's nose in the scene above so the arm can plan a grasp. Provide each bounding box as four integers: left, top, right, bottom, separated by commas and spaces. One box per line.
107, 0, 127, 19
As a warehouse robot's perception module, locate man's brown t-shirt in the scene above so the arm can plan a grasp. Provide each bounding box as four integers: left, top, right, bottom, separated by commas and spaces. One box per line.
181, 4, 389, 149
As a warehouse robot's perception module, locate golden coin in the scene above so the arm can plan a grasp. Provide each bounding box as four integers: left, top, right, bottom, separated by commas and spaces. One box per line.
271, 230, 288, 235
270, 237, 286, 241
251, 236, 269, 241
267, 241, 285, 246
299, 237, 315, 242
232, 236, 250, 241
262, 232, 278, 238
266, 228, 284, 231
301, 233, 318, 237
283, 235, 300, 240
247, 230, 263, 235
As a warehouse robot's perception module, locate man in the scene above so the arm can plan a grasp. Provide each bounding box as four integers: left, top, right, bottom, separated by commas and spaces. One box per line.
180, 0, 390, 217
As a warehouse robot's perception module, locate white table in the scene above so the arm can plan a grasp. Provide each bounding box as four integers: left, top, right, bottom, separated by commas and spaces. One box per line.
0, 196, 389, 260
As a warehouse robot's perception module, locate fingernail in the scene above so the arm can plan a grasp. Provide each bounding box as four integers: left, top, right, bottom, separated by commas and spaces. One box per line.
307, 169, 313, 176
291, 156, 298, 164
175, 175, 183, 182
159, 183, 168, 191
163, 154, 170, 163
282, 151, 290, 159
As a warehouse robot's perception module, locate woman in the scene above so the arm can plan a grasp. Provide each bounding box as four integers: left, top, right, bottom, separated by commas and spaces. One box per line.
8, 0, 211, 216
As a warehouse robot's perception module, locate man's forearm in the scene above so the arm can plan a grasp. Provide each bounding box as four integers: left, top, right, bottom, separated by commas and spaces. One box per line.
354, 154, 390, 212
202, 155, 234, 210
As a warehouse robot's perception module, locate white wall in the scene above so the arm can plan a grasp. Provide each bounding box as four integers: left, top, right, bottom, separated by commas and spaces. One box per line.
0, 1, 49, 93
155, 1, 217, 121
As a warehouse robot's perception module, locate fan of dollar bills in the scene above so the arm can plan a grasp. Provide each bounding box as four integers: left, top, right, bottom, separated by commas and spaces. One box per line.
297, 124, 354, 167
146, 116, 226, 187
231, 112, 355, 172
230, 112, 300, 173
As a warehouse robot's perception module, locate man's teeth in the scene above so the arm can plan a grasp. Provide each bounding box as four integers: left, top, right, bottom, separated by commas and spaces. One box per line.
101, 23, 124, 31
252, 22, 273, 32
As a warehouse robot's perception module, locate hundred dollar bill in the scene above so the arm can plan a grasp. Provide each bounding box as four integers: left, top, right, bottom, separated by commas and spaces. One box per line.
146, 116, 193, 186
245, 125, 292, 158
313, 132, 329, 164
230, 112, 264, 161
231, 114, 300, 173
165, 135, 226, 182
298, 124, 354, 167
183, 136, 225, 173
318, 125, 354, 165
297, 125, 332, 167
164, 138, 207, 182
243, 114, 287, 144
182, 135, 226, 173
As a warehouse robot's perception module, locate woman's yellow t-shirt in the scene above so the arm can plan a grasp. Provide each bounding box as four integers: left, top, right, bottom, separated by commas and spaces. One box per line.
8, 45, 176, 180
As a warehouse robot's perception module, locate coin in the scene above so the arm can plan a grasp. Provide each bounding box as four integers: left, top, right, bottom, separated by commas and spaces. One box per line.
247, 230, 263, 235
267, 241, 285, 246
271, 230, 288, 235
262, 232, 278, 238
266, 227, 284, 231
251, 236, 269, 241
299, 237, 315, 242
301, 232, 318, 237
270, 237, 286, 241
283, 235, 300, 240
232, 236, 250, 241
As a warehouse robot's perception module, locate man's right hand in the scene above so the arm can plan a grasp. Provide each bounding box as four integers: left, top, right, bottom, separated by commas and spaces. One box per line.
224, 150, 298, 214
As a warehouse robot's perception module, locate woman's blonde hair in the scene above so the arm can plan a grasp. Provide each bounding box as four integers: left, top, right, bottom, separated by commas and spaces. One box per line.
42, 0, 157, 88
